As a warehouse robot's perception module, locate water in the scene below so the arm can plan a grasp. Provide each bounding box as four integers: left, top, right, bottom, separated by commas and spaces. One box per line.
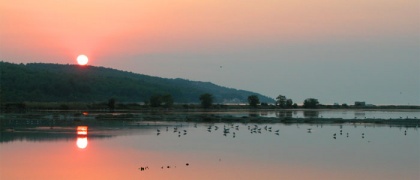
1, 116, 419, 180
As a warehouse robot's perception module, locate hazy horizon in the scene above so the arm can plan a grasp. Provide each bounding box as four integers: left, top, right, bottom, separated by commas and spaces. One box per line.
1, 0, 419, 105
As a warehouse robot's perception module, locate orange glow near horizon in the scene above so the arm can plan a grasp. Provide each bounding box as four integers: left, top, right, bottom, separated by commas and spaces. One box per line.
0, 0, 418, 64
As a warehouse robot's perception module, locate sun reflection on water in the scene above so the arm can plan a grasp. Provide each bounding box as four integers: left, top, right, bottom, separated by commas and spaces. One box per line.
76, 126, 88, 149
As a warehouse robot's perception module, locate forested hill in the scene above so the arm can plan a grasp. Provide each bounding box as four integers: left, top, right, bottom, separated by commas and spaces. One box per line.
0, 61, 275, 103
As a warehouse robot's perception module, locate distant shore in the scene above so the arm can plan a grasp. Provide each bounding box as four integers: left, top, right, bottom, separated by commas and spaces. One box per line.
2, 101, 419, 112
1, 109, 419, 129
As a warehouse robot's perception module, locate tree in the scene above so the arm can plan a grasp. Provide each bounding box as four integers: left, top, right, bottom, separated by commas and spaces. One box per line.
149, 95, 162, 107
276, 95, 287, 107
149, 94, 173, 108
108, 98, 116, 112
248, 95, 260, 107
199, 93, 213, 108
303, 98, 319, 108
161, 94, 174, 108
261, 102, 269, 106
286, 99, 293, 108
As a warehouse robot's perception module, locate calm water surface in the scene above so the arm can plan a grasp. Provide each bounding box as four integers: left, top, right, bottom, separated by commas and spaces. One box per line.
1, 119, 419, 180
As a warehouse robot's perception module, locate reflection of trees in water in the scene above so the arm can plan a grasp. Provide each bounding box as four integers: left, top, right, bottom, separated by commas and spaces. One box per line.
0, 131, 113, 143
354, 112, 366, 119
303, 111, 319, 118
276, 111, 293, 118
259, 111, 268, 117
249, 113, 259, 117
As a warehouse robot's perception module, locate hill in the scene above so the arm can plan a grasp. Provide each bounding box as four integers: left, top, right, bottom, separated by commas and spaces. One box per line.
0, 61, 275, 103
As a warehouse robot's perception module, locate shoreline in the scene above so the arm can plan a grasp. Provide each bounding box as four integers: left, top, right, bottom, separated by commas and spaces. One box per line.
1, 109, 419, 128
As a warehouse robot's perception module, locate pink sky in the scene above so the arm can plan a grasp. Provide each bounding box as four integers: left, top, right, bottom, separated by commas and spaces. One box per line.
1, 0, 417, 62
1, 0, 419, 104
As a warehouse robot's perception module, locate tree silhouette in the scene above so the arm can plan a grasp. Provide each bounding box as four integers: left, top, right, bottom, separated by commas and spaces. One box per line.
199, 93, 214, 108
149, 95, 161, 107
248, 95, 260, 107
286, 99, 293, 108
303, 98, 319, 108
276, 95, 287, 107
161, 94, 174, 108
108, 98, 116, 112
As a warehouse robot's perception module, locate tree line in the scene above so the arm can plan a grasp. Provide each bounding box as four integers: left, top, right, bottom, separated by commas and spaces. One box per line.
247, 94, 319, 108
124, 93, 321, 109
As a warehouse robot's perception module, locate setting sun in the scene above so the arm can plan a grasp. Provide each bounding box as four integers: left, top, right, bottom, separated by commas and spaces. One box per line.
77, 55, 88, 65
76, 137, 88, 149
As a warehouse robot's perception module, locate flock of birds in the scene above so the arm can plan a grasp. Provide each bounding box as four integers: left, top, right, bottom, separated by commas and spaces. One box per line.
156, 126, 190, 137
138, 163, 191, 172
139, 122, 417, 172
152, 122, 418, 141
154, 123, 287, 138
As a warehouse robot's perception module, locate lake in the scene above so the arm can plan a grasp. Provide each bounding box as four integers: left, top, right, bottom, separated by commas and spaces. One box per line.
1, 111, 419, 180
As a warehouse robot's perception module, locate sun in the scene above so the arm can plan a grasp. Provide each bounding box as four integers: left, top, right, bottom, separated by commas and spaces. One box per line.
77, 55, 89, 65
76, 137, 88, 149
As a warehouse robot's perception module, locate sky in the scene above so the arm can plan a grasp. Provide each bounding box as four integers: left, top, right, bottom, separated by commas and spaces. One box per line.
1, 0, 419, 105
